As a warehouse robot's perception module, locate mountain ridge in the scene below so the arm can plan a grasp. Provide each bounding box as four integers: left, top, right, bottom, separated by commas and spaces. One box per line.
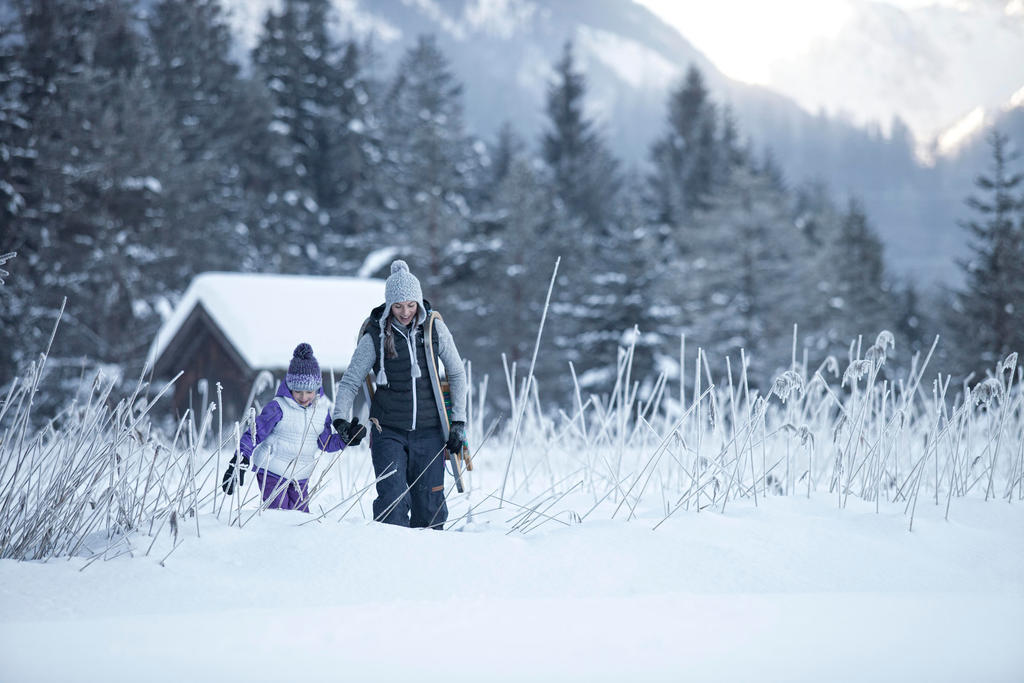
220, 0, 1021, 283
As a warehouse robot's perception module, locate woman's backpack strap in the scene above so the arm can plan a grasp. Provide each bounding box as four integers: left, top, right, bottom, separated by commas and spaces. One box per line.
358, 315, 376, 401
424, 310, 448, 432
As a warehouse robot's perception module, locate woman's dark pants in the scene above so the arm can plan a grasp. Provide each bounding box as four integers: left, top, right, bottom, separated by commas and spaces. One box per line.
370, 424, 448, 529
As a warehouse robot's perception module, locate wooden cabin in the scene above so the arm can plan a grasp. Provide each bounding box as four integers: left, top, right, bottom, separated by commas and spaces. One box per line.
147, 272, 384, 422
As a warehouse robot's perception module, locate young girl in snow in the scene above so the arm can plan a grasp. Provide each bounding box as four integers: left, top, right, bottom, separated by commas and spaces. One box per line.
220, 343, 348, 512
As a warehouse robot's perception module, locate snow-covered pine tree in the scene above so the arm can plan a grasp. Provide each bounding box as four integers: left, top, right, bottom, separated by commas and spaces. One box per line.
893, 280, 928, 358
646, 71, 778, 389
756, 147, 788, 195
379, 35, 476, 297
787, 180, 846, 356
542, 41, 620, 234
253, 0, 343, 211
952, 130, 1024, 374
681, 165, 813, 386
455, 143, 564, 403
0, 18, 29, 231
478, 122, 526, 204
1, 0, 187, 387
147, 0, 267, 275
148, 0, 248, 167
646, 65, 719, 229
0, 18, 31, 377
594, 170, 664, 391
1, 0, 86, 378
251, 0, 362, 273
820, 199, 893, 353
329, 39, 386, 247
719, 105, 750, 184
538, 40, 626, 396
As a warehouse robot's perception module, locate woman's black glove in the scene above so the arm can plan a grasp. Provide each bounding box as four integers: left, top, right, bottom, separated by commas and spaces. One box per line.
221, 455, 250, 495
333, 417, 365, 446
446, 421, 466, 454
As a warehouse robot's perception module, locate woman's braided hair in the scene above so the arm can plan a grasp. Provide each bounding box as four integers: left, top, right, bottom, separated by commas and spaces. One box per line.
383, 314, 398, 359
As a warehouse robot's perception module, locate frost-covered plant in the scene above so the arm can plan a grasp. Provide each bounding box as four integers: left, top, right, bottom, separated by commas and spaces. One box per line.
0, 251, 15, 285
841, 359, 873, 387
751, 395, 768, 420
974, 378, 1004, 407
771, 370, 804, 403
874, 330, 895, 353
865, 329, 895, 369
5, 308, 1022, 555
780, 423, 815, 448
818, 355, 840, 378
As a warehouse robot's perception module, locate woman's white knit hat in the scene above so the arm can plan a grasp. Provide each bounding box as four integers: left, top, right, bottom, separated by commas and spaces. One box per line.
384, 259, 424, 313
376, 260, 426, 386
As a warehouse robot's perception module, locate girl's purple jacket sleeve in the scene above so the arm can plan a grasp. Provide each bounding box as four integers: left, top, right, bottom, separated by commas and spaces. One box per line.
239, 401, 283, 461
318, 414, 343, 452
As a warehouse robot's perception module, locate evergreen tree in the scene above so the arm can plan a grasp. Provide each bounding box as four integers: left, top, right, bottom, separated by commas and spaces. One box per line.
645, 66, 757, 378
541, 41, 619, 233
148, 0, 246, 166
379, 35, 475, 296
791, 181, 835, 248
330, 40, 385, 242
679, 165, 813, 385
455, 149, 562, 400
893, 280, 928, 357
1, 0, 187, 384
953, 130, 1024, 372
647, 65, 718, 228
253, 0, 342, 211
821, 198, 892, 348
252, 0, 379, 273
482, 122, 526, 199
1, 0, 85, 377
535, 41, 629, 394
757, 147, 787, 194
591, 171, 663, 391
0, 19, 30, 231
147, 0, 268, 275
0, 17, 32, 377
719, 105, 750, 183
646, 72, 812, 387
788, 181, 845, 356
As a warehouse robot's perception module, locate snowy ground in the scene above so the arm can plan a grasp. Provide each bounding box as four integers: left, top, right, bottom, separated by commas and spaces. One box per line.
1, 487, 1022, 682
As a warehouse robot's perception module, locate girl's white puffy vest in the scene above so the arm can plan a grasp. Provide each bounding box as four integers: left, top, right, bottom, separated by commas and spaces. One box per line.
251, 395, 332, 480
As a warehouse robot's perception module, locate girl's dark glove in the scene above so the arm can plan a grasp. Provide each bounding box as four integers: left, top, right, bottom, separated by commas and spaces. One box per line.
333, 417, 365, 446
221, 455, 249, 495
446, 421, 466, 454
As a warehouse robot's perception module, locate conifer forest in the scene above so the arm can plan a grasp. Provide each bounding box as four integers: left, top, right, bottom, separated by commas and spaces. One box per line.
2, 0, 1023, 410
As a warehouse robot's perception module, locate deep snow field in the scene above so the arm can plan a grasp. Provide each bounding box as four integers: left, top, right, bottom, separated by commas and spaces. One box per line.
1, 477, 1022, 683
3, 337, 1023, 681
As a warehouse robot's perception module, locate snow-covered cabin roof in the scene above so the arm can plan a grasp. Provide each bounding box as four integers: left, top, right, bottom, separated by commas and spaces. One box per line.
147, 272, 385, 371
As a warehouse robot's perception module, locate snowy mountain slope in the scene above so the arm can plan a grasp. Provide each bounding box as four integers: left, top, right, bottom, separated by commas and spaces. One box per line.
216, 0, 1016, 281
767, 0, 1024, 158
220, 0, 723, 159
222, 0, 830, 168
930, 86, 1024, 161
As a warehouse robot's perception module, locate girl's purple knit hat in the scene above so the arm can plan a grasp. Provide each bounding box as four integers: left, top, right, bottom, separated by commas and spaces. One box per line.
286, 343, 321, 392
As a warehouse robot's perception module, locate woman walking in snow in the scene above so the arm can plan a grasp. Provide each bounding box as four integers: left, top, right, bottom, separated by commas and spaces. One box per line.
221, 343, 345, 511
331, 259, 467, 529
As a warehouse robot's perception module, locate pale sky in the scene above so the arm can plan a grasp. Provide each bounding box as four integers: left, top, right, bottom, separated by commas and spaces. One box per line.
634, 0, 1024, 146
635, 0, 855, 84
634, 0, 978, 85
